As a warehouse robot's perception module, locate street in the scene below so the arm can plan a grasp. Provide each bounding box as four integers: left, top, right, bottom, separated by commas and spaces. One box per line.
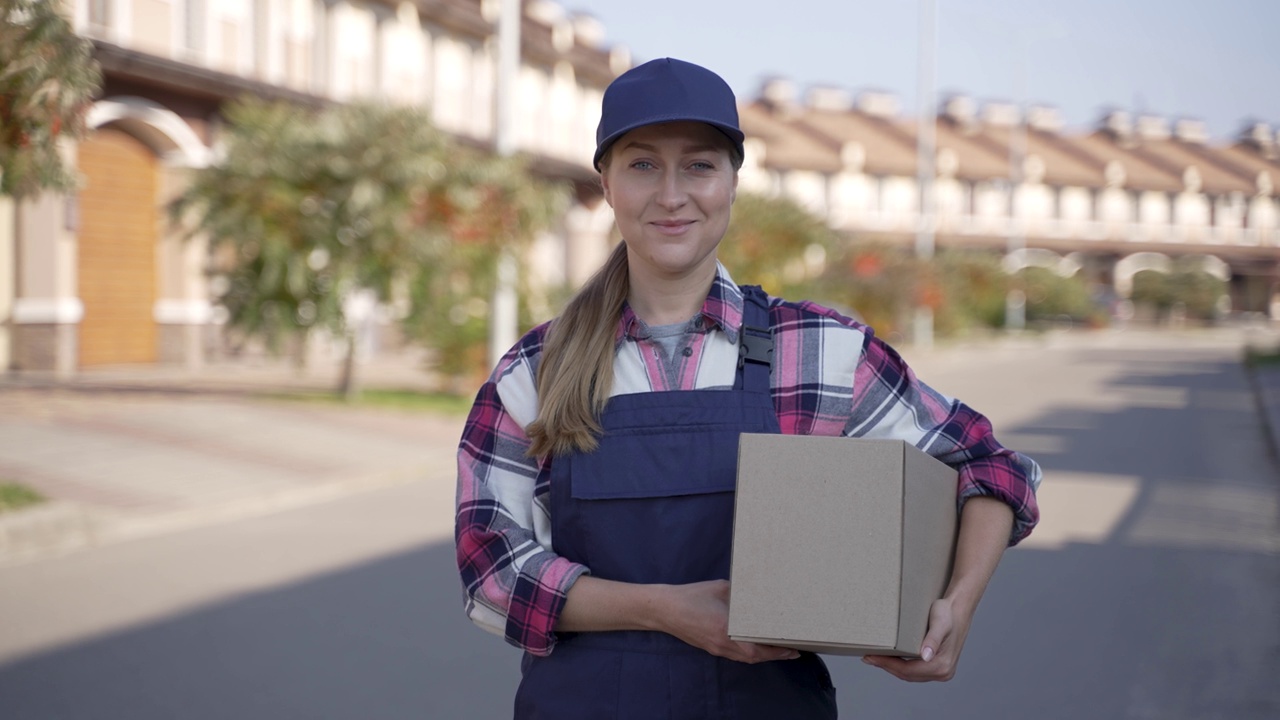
1, 328, 1279, 719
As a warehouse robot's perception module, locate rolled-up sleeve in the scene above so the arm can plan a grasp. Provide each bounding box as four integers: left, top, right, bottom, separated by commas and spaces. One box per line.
455, 333, 589, 656
846, 332, 1041, 545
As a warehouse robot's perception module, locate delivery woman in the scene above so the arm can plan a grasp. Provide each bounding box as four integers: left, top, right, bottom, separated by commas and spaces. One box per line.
455, 57, 1041, 719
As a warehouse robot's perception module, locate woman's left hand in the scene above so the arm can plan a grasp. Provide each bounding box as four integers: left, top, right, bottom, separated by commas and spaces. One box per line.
860, 594, 969, 682
861, 496, 1016, 683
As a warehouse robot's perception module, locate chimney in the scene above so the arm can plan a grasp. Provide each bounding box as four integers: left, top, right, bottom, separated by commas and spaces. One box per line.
942, 94, 976, 126
1100, 109, 1132, 141
805, 86, 853, 112
571, 13, 605, 48
1240, 121, 1276, 159
856, 90, 900, 118
760, 77, 798, 114
1027, 105, 1063, 132
1136, 115, 1170, 141
1174, 118, 1208, 144
982, 102, 1021, 127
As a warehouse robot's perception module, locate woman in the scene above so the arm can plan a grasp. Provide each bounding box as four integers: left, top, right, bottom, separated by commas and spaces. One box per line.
456, 57, 1041, 718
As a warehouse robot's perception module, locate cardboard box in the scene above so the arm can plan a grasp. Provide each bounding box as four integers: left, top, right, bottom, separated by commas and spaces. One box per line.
728, 434, 959, 657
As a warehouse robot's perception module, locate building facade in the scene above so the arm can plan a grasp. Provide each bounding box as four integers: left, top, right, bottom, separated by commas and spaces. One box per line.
2, 0, 624, 375
2, 0, 1278, 376
739, 81, 1280, 318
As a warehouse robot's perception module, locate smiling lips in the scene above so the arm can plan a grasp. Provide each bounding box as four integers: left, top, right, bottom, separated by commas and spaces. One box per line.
652, 219, 695, 235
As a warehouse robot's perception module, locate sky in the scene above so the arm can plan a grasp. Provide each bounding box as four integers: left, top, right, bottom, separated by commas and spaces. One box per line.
568, 0, 1280, 142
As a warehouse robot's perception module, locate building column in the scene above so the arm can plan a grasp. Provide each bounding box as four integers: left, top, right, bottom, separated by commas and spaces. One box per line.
0, 195, 14, 371
155, 167, 210, 369
11, 192, 80, 377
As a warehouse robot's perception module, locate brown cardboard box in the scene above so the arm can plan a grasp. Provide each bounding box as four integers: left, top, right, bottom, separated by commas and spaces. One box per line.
728, 434, 959, 657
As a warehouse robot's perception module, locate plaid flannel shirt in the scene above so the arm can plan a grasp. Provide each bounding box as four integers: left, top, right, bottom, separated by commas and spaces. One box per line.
456, 264, 1041, 657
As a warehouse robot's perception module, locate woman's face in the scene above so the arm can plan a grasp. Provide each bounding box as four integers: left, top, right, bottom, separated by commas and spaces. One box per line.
601, 121, 738, 284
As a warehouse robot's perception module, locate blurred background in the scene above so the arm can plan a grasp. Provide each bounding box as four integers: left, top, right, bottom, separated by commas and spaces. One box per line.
2, 1, 1280, 718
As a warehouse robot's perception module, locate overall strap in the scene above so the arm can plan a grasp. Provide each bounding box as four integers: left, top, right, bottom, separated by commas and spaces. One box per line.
735, 285, 773, 394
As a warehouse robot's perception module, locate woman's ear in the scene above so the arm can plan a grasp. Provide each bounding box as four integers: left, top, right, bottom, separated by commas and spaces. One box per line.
600, 171, 614, 207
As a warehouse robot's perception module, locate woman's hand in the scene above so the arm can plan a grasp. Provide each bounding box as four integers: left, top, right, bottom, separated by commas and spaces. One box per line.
861, 594, 969, 681
656, 580, 801, 664
862, 496, 1014, 683
557, 576, 798, 664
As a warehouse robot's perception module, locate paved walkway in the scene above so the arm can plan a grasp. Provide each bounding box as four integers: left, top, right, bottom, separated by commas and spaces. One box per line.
3, 330, 1279, 566
0, 352, 465, 565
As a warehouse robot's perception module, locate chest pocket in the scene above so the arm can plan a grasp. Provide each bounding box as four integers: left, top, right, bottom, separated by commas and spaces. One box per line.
567, 390, 772, 501
568, 423, 744, 500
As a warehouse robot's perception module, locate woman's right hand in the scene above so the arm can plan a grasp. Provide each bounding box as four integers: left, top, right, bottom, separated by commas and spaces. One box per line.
656, 580, 801, 664
558, 576, 799, 663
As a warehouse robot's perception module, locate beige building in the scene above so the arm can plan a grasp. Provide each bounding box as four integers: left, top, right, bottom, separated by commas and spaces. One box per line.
2, 0, 624, 376
739, 81, 1280, 316
3, 0, 1279, 377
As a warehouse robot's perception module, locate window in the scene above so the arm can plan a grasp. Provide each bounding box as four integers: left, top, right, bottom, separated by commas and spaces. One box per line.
254, 0, 269, 79
89, 0, 111, 31
184, 0, 205, 56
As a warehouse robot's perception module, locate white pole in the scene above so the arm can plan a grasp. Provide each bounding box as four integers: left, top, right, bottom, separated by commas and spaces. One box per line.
1005, 35, 1027, 331
489, 0, 520, 369
914, 0, 936, 349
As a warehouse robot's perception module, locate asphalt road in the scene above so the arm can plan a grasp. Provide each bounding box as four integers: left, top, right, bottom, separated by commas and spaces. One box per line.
1, 328, 1278, 719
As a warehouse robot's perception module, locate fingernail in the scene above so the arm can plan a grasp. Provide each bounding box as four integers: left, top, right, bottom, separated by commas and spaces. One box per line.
921, 647, 935, 662
861, 657, 874, 665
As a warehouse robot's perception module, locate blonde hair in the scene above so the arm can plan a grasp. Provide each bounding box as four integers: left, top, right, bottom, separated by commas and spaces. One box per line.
526, 241, 630, 457
525, 134, 742, 458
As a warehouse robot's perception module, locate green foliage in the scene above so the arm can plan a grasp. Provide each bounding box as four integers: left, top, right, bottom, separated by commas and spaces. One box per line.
1017, 267, 1102, 326
399, 153, 567, 383
719, 192, 840, 300
0, 0, 102, 197
816, 241, 921, 337
0, 482, 44, 513
1130, 265, 1226, 321
171, 98, 565, 392
172, 100, 451, 357
934, 251, 1009, 336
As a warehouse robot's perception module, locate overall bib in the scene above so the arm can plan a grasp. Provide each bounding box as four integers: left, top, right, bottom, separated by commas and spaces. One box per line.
514, 287, 838, 720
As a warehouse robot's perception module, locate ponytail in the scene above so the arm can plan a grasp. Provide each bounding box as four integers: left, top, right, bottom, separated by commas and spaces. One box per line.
526, 241, 630, 457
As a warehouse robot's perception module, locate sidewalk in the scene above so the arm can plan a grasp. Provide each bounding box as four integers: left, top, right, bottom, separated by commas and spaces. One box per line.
0, 352, 467, 566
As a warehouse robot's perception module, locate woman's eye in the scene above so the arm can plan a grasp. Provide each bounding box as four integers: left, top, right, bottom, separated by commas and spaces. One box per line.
690, 161, 715, 171
630, 160, 655, 170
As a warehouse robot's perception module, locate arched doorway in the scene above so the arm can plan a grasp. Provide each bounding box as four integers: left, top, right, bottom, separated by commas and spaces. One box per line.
77, 126, 159, 366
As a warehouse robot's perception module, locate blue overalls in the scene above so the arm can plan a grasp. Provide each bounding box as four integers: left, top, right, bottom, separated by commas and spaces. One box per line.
514, 287, 838, 720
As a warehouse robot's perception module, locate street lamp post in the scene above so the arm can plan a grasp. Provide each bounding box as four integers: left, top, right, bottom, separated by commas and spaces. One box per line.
914, 0, 937, 349
489, 0, 520, 369
1005, 36, 1028, 332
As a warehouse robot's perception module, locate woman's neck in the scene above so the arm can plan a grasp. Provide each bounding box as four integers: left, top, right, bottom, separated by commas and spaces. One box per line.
626, 264, 717, 326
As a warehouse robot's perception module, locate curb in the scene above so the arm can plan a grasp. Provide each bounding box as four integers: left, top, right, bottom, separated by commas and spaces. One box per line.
0, 466, 429, 568
0, 502, 99, 565
1247, 363, 1280, 465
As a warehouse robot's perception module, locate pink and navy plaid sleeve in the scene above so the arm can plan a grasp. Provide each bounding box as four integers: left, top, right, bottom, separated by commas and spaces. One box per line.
455, 323, 588, 657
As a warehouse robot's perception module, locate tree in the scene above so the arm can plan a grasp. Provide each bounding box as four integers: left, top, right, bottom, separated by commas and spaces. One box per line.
399, 152, 565, 388
171, 98, 565, 398
1, 0, 101, 197
719, 192, 841, 301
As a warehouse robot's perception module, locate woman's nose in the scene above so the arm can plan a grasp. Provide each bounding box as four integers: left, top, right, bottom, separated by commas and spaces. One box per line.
655, 170, 688, 209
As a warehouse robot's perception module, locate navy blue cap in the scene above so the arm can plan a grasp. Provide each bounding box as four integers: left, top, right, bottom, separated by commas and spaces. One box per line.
594, 58, 744, 171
